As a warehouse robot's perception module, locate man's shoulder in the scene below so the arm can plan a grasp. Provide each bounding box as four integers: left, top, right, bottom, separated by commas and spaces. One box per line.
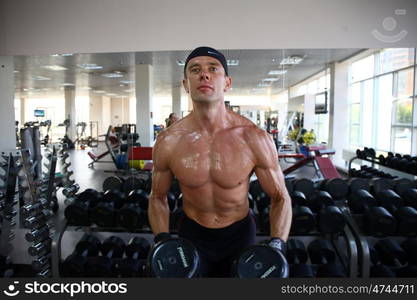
155, 118, 191, 145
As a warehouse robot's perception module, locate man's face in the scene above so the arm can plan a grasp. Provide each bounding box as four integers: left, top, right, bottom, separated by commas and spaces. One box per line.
182, 56, 232, 103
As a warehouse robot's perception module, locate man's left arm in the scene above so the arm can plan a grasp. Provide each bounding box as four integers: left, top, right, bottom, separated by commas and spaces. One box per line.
250, 128, 292, 242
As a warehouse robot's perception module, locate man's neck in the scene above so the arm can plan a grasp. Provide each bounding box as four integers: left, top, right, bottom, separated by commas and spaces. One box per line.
191, 100, 229, 134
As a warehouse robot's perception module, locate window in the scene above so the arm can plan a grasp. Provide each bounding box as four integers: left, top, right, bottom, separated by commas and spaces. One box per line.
351, 55, 374, 82
362, 79, 374, 146
348, 48, 416, 154
378, 48, 415, 74
397, 68, 414, 98
375, 74, 393, 151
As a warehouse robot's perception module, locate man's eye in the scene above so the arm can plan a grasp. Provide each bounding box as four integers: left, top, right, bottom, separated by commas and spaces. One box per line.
191, 68, 199, 73
210, 67, 217, 71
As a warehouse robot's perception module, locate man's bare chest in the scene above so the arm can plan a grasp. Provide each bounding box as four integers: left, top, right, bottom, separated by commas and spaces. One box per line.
170, 132, 255, 188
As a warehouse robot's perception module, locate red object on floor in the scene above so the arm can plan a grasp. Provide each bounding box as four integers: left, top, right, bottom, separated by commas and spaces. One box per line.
128, 146, 153, 160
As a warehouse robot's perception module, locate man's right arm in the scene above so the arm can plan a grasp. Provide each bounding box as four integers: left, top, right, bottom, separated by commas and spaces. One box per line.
148, 132, 174, 235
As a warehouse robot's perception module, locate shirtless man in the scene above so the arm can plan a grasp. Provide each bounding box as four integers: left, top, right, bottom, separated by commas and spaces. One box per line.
149, 46, 292, 277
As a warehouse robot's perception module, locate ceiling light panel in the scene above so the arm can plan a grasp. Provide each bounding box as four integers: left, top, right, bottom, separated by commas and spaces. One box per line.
268, 70, 287, 75
77, 63, 103, 70
43, 65, 68, 71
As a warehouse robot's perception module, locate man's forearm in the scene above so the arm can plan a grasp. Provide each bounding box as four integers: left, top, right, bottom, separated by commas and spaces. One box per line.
148, 196, 170, 234
269, 193, 292, 241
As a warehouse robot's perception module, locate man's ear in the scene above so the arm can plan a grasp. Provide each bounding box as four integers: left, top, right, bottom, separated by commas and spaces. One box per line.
224, 76, 232, 92
182, 79, 189, 93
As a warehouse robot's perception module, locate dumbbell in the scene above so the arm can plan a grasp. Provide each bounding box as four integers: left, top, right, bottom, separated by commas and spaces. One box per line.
377, 189, 417, 236
401, 188, 417, 209
25, 224, 52, 243
286, 239, 314, 278
371, 178, 394, 195
369, 245, 396, 277
144, 177, 152, 193
123, 176, 145, 194
32, 254, 50, 271
169, 179, 182, 199
249, 179, 263, 200
401, 238, 417, 265
307, 190, 334, 213
317, 205, 346, 233
62, 183, 80, 197
231, 238, 288, 278
167, 192, 177, 212
293, 178, 315, 198
254, 191, 270, 212
24, 209, 53, 229
61, 234, 101, 277
307, 239, 346, 277
393, 178, 414, 195
0, 255, 13, 277
64, 189, 101, 226
117, 190, 147, 230
374, 239, 408, 268
290, 205, 315, 234
28, 238, 51, 257
102, 176, 124, 192
90, 190, 125, 227
170, 207, 184, 231
347, 177, 370, 195
20, 198, 49, 216
348, 189, 396, 236
86, 236, 126, 277
248, 193, 254, 210
291, 191, 308, 207
320, 178, 349, 200
147, 233, 200, 278
115, 237, 150, 277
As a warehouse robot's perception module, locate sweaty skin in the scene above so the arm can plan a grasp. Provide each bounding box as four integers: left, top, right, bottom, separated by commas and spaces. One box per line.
148, 56, 292, 241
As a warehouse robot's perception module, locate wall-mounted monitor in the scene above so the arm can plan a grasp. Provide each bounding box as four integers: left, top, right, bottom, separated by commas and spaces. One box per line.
315, 91, 328, 114
34, 109, 45, 117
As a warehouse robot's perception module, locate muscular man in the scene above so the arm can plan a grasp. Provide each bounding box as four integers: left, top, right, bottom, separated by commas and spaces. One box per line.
149, 46, 292, 277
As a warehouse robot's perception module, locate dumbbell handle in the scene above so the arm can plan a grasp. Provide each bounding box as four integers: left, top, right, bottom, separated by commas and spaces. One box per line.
25, 226, 52, 243
32, 254, 51, 270
24, 210, 53, 228
29, 239, 51, 256
21, 198, 48, 215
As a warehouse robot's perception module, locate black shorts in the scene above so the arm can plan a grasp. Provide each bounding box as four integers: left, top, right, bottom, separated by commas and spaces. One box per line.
178, 211, 257, 277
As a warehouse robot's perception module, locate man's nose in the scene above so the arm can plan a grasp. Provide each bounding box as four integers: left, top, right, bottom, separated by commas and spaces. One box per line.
199, 70, 210, 80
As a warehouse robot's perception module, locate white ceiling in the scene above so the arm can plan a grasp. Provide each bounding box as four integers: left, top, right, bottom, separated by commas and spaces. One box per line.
13, 48, 364, 99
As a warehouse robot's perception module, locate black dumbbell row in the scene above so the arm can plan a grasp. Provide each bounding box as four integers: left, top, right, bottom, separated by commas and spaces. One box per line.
356, 147, 417, 175
287, 239, 347, 278
369, 238, 417, 277
349, 166, 396, 179
251, 178, 347, 235
64, 184, 183, 231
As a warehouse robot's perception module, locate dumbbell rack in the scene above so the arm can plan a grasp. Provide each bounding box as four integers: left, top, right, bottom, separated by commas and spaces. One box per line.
340, 205, 416, 278
18, 147, 59, 277
337, 204, 371, 278
0, 153, 19, 277
348, 156, 416, 180
58, 147, 76, 188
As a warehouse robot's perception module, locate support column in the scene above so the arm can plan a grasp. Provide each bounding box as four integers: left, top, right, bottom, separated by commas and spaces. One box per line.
0, 56, 17, 150
172, 86, 182, 118
135, 64, 154, 146
328, 61, 349, 168
20, 97, 27, 125
64, 87, 76, 140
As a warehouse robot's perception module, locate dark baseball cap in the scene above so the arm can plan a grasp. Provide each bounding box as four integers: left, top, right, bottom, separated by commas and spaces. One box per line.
184, 46, 228, 76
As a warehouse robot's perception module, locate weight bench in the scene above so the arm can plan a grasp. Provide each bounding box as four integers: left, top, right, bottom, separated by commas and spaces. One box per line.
281, 146, 341, 179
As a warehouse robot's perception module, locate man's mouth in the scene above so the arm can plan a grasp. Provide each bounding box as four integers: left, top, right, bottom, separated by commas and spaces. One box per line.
197, 85, 213, 91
